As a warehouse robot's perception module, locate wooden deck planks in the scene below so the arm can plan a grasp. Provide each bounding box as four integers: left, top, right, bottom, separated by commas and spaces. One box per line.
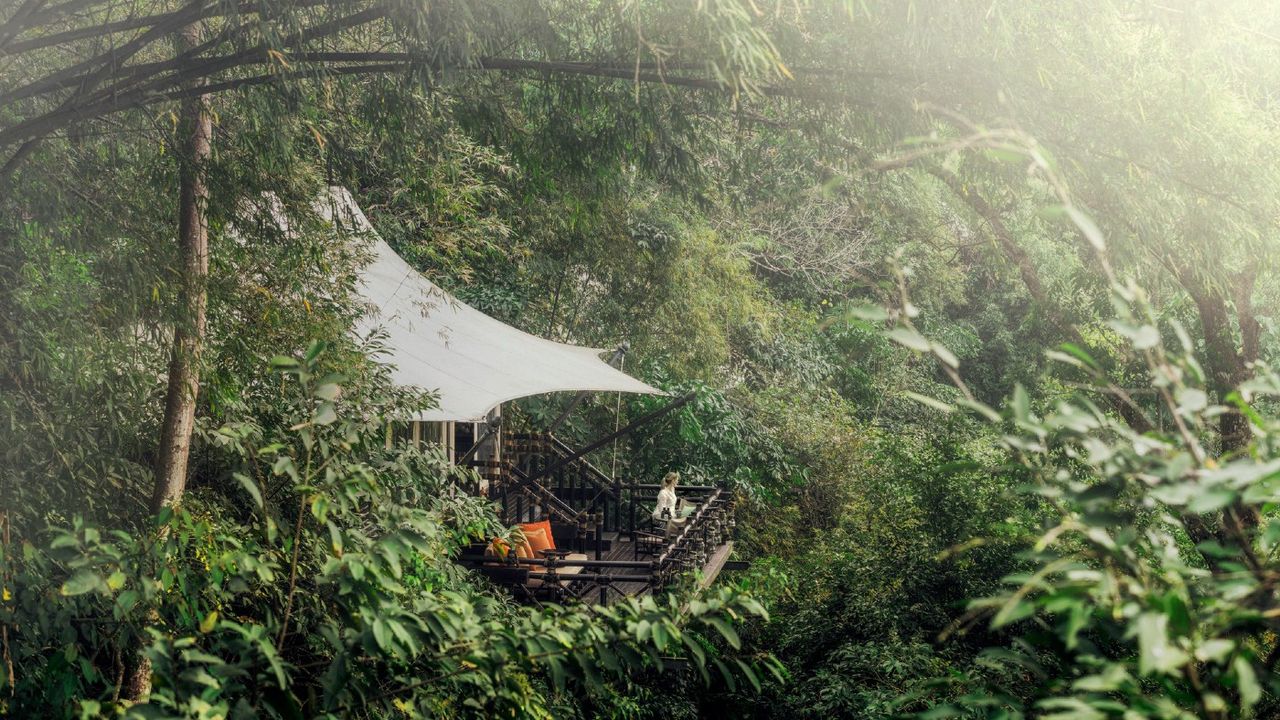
575, 536, 737, 602
697, 541, 734, 589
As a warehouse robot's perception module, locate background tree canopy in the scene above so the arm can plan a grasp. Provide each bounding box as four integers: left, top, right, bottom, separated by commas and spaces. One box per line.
5, 0, 1280, 718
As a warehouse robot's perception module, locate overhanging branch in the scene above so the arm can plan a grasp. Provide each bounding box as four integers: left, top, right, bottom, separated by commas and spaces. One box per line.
1, 38, 847, 183
1, 0, 349, 56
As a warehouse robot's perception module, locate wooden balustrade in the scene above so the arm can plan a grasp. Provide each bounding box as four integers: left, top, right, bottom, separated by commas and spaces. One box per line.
458, 436, 736, 604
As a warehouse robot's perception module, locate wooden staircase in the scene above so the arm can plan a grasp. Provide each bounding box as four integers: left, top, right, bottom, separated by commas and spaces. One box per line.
464, 431, 737, 603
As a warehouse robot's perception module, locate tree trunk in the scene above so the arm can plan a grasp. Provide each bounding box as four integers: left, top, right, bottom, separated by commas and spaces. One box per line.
1170, 259, 1263, 538
126, 22, 211, 703
1176, 264, 1253, 454
150, 23, 212, 515
1230, 268, 1261, 449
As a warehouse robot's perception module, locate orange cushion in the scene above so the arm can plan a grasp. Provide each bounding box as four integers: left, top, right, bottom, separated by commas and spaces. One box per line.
519, 520, 556, 555
525, 528, 554, 556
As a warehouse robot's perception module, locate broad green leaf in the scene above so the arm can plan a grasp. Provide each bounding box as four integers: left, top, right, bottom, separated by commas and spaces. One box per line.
992, 598, 1036, 628
1072, 663, 1130, 692
904, 391, 954, 414
328, 522, 344, 555
182, 668, 220, 689
114, 590, 140, 618
1195, 639, 1234, 663
1186, 486, 1236, 514
930, 341, 959, 368
312, 403, 337, 426
199, 610, 218, 634
1011, 384, 1031, 422
887, 327, 931, 352
61, 569, 100, 596
706, 615, 741, 650
1132, 325, 1160, 350
1176, 388, 1208, 414
1136, 613, 1188, 675
1235, 656, 1261, 712
372, 618, 392, 652
734, 658, 761, 693
1058, 343, 1101, 370
844, 303, 888, 322
234, 472, 264, 509
1045, 350, 1085, 369
957, 398, 1001, 423
1065, 205, 1106, 252
713, 658, 736, 693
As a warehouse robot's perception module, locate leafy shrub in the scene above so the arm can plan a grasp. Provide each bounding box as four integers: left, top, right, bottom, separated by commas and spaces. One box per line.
0, 343, 772, 718
906, 285, 1280, 718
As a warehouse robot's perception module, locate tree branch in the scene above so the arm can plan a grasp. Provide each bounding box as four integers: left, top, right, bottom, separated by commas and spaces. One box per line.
0, 0, 356, 109
1, 0, 349, 56
0, 0, 48, 51
2, 0, 209, 101
0, 45, 824, 180
2, 0, 112, 41
925, 165, 1155, 434
0, 6, 390, 149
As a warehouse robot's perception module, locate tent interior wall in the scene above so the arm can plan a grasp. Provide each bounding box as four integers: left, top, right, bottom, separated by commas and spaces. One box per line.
387, 420, 472, 459
387, 419, 494, 467
388, 414, 501, 493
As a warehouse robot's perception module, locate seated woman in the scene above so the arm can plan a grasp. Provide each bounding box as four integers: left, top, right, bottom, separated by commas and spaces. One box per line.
652, 472, 687, 533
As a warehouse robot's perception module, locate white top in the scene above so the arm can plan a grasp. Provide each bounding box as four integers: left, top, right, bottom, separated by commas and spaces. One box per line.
653, 487, 678, 520
306, 187, 665, 421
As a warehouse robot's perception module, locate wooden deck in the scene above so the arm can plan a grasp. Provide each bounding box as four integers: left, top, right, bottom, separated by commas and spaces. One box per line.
698, 541, 734, 589
570, 534, 736, 603
483, 432, 739, 605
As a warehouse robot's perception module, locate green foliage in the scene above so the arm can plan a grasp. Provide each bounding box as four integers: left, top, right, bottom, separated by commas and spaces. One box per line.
916, 290, 1280, 719
624, 381, 801, 500
716, 416, 1029, 719
0, 343, 770, 718
9, 1, 1280, 718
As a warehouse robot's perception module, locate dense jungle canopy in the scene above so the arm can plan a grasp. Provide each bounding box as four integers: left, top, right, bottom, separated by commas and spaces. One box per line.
5, 0, 1280, 717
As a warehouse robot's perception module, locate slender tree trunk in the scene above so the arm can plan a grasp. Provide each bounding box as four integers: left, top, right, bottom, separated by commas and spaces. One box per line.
126, 22, 211, 703
1229, 268, 1261, 449
1174, 263, 1263, 532
151, 24, 212, 515
1176, 264, 1254, 454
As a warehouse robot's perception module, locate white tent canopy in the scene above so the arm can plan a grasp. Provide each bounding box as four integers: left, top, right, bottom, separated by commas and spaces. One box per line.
315, 186, 664, 422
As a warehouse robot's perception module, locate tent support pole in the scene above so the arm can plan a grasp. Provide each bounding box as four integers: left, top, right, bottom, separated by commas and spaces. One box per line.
458, 415, 501, 465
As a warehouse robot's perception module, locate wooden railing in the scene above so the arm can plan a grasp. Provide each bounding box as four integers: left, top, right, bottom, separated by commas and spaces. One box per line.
457, 486, 733, 602
459, 432, 736, 603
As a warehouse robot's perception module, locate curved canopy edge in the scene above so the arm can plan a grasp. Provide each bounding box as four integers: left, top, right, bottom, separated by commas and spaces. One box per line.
316, 186, 665, 422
